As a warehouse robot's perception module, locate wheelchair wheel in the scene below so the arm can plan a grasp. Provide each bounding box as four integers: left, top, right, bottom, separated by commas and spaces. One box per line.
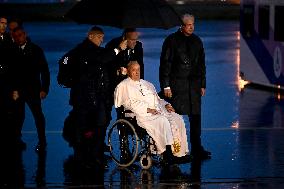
108, 119, 139, 167
140, 154, 152, 170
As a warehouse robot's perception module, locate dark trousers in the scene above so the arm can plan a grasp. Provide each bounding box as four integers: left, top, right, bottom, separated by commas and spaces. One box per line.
73, 100, 111, 164
0, 92, 23, 144
189, 114, 203, 153
15, 95, 46, 144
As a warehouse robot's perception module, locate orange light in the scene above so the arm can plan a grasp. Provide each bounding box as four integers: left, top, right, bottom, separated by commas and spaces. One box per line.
237, 31, 240, 41
277, 85, 281, 101
238, 77, 249, 91
231, 121, 239, 128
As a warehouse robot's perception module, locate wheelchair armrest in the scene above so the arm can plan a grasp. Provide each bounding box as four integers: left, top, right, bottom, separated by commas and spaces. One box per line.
124, 112, 136, 118
116, 106, 136, 119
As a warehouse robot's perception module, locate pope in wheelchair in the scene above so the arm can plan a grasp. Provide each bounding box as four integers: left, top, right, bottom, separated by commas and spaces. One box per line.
113, 61, 190, 166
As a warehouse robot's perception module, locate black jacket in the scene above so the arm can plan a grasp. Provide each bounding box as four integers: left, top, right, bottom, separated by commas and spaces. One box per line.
15, 40, 50, 97
159, 30, 206, 115
0, 33, 20, 102
106, 36, 144, 83
66, 39, 118, 108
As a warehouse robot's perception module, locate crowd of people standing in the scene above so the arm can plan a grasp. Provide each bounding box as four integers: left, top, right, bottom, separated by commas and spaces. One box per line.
0, 16, 50, 152
0, 13, 211, 169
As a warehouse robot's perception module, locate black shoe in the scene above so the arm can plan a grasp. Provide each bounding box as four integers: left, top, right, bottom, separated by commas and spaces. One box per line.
200, 149, 211, 157
174, 154, 193, 164
35, 142, 47, 153
191, 149, 211, 160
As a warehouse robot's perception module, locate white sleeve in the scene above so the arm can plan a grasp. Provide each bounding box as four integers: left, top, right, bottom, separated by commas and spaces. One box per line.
124, 99, 148, 116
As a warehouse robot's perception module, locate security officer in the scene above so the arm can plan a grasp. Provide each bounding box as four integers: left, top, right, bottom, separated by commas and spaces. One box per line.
0, 16, 19, 146
106, 28, 144, 88
12, 26, 50, 152
60, 26, 127, 167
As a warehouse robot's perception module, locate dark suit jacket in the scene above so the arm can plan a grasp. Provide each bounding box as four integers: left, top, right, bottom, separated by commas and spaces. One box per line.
61, 39, 119, 136
15, 40, 50, 97
64, 39, 118, 108
0, 32, 18, 108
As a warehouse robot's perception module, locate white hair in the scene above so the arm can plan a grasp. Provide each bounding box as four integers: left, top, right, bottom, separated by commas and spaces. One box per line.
181, 14, 195, 24
127, 60, 139, 70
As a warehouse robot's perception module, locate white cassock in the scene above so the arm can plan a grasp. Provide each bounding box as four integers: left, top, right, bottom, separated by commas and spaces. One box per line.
114, 78, 189, 157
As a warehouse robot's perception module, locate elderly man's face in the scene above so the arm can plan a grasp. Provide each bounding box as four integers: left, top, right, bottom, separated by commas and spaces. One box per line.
128, 63, 140, 81
181, 17, 195, 36
0, 18, 7, 34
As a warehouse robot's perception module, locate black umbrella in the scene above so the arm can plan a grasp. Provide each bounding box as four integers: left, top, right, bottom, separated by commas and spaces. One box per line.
65, 0, 182, 29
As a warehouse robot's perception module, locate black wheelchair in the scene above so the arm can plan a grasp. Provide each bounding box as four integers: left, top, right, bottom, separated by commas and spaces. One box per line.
107, 107, 158, 169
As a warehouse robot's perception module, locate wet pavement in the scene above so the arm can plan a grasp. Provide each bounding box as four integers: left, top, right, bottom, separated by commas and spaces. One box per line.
1, 20, 284, 188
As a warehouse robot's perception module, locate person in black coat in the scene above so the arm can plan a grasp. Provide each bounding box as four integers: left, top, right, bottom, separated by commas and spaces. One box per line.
0, 16, 21, 146
106, 28, 144, 89
0, 16, 13, 118
59, 26, 127, 168
12, 26, 50, 152
159, 14, 211, 160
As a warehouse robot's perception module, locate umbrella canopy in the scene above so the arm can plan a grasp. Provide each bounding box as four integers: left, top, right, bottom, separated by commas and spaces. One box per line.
65, 0, 182, 29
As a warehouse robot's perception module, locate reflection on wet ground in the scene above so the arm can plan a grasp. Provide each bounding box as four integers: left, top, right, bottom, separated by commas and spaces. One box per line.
1, 21, 284, 188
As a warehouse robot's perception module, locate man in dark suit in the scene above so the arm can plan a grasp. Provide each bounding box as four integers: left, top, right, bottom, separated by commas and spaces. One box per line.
59, 26, 127, 168
106, 28, 144, 87
159, 14, 211, 160
0, 16, 21, 147
0, 16, 13, 119
12, 26, 50, 152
